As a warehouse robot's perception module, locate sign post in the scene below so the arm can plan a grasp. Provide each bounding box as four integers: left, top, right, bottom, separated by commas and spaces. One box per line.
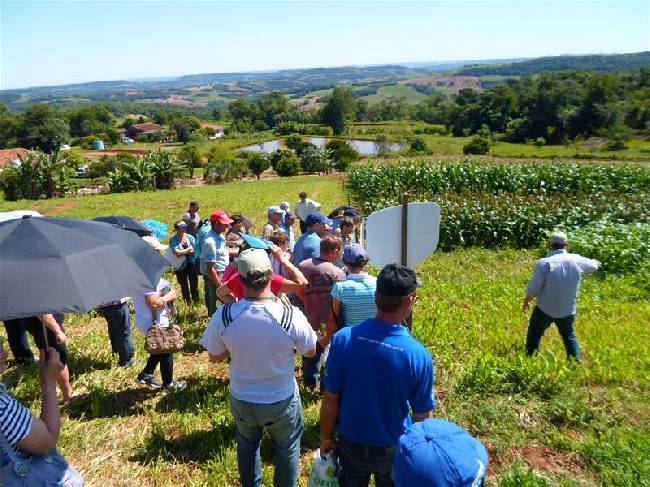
365, 199, 441, 331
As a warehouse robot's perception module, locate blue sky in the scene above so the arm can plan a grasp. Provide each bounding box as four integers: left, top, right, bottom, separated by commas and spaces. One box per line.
1, 0, 648, 89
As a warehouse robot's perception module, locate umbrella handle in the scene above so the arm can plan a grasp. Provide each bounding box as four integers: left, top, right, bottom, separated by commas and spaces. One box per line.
42, 320, 50, 349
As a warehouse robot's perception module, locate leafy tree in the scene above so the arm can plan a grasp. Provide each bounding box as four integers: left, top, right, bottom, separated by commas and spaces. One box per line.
177, 143, 202, 178
107, 156, 154, 193
0, 150, 70, 200
16, 104, 70, 153
68, 104, 114, 137
325, 139, 359, 171
0, 108, 18, 149
246, 152, 271, 179
146, 151, 184, 189
270, 149, 295, 171
274, 151, 301, 177
463, 134, 490, 155
409, 137, 432, 155
284, 133, 304, 151
321, 87, 356, 135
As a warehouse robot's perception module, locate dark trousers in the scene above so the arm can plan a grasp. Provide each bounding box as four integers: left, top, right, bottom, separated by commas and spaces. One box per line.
175, 263, 199, 303
3, 320, 34, 364
142, 353, 174, 386
526, 306, 581, 360
98, 303, 135, 365
299, 220, 307, 234
302, 340, 324, 389
338, 437, 395, 487
3, 317, 68, 364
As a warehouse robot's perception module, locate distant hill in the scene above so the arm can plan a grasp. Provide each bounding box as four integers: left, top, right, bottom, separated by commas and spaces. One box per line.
455, 52, 650, 76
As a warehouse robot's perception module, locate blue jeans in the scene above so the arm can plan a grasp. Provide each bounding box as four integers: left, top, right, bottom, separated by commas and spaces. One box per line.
526, 306, 581, 360
302, 340, 324, 388
338, 436, 395, 487
229, 388, 303, 487
98, 303, 135, 365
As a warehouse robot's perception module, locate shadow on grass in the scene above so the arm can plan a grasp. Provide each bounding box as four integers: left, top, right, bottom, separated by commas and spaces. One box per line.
155, 375, 230, 414
67, 350, 113, 378
66, 386, 159, 419
132, 422, 236, 464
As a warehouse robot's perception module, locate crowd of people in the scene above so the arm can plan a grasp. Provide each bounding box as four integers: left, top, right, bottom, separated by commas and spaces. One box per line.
0, 190, 601, 487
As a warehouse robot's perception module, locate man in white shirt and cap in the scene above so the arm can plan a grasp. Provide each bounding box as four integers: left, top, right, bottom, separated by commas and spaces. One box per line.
523, 230, 600, 360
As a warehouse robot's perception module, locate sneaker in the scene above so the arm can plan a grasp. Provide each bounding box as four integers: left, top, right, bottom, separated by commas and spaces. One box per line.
163, 380, 187, 392
136, 373, 162, 388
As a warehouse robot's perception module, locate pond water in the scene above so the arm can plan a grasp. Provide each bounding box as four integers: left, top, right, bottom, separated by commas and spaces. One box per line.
241, 138, 403, 155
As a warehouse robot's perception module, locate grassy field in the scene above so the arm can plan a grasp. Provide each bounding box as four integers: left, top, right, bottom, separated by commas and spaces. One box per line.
1, 172, 648, 486
361, 85, 429, 105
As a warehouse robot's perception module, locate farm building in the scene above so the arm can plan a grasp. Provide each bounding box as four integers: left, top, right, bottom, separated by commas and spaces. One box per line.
200, 123, 224, 139
126, 122, 164, 140
0, 148, 30, 170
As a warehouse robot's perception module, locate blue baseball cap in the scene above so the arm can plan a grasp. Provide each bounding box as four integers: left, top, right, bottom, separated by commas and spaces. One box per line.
305, 213, 332, 227
393, 419, 488, 487
343, 244, 369, 266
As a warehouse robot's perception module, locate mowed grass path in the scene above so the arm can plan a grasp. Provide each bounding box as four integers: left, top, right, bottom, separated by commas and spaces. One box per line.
1, 176, 648, 486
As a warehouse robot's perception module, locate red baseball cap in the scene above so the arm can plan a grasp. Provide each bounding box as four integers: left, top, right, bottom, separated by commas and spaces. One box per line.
210, 210, 234, 224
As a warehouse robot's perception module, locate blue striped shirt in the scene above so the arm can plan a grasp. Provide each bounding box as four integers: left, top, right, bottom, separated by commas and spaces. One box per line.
0, 391, 33, 461
331, 274, 377, 327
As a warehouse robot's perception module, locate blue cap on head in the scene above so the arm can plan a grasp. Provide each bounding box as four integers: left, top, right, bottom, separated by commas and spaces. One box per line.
343, 244, 369, 266
305, 213, 332, 227
393, 419, 488, 487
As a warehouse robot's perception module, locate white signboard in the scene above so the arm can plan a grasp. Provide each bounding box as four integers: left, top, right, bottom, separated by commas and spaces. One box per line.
365, 202, 440, 269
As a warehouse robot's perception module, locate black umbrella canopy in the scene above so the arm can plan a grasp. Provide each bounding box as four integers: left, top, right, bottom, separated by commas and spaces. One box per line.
327, 206, 360, 219
0, 216, 168, 321
93, 216, 152, 237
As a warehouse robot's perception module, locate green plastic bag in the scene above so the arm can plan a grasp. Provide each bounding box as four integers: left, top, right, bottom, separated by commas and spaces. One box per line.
307, 449, 339, 487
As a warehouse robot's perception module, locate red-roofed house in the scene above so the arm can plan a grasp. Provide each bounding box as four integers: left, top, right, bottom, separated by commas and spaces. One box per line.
0, 148, 30, 171
200, 123, 224, 139
126, 122, 163, 140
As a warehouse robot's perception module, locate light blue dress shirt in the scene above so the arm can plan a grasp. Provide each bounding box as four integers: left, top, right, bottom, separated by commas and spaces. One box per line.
526, 249, 599, 318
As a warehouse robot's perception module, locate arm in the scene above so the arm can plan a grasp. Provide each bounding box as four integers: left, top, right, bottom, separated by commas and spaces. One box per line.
270, 245, 308, 291
208, 350, 230, 362
207, 262, 223, 287
412, 410, 434, 422
216, 283, 237, 303
16, 348, 62, 455
321, 299, 342, 348
145, 288, 178, 310
320, 390, 340, 454
302, 345, 317, 358
40, 314, 66, 345
522, 294, 535, 313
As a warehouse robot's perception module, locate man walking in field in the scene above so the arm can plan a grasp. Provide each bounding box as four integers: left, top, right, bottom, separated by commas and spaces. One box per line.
523, 231, 600, 360
201, 248, 317, 487
320, 264, 435, 487
294, 191, 321, 234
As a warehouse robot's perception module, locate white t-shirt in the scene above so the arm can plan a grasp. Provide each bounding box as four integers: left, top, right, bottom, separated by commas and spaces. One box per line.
132, 278, 173, 335
201, 299, 317, 404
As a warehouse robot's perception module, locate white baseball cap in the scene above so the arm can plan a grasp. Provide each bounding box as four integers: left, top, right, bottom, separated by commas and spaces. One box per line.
238, 248, 272, 277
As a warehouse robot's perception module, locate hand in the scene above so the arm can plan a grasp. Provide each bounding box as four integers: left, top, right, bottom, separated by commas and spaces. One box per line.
268, 244, 283, 261
318, 336, 330, 349
522, 302, 529, 313
55, 331, 67, 345
39, 348, 63, 384
320, 438, 337, 455
188, 245, 194, 255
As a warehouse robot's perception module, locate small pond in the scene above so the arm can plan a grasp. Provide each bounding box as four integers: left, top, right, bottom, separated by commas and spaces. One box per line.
241, 138, 403, 155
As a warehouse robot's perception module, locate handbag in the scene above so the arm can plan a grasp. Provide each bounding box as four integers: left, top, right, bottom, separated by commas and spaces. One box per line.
0, 388, 84, 487
144, 308, 184, 355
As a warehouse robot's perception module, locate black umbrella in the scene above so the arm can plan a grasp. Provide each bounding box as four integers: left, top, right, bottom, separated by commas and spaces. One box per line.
327, 206, 361, 219
0, 216, 168, 322
93, 216, 152, 237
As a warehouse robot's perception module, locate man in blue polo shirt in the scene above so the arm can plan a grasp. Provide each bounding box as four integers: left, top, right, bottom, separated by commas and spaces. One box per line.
320, 264, 435, 487
292, 213, 331, 264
